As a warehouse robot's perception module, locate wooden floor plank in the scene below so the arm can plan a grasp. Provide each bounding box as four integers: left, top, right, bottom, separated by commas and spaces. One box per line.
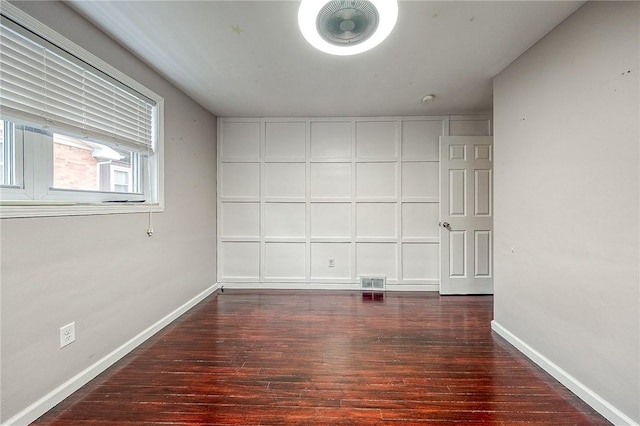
33, 290, 610, 425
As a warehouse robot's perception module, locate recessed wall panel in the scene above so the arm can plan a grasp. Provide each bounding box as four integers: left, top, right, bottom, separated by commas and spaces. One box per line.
310, 203, 351, 238
310, 121, 351, 159
402, 203, 439, 238
475, 231, 492, 277
356, 203, 396, 238
401, 120, 442, 160
265, 122, 306, 159
221, 203, 260, 238
221, 242, 260, 278
450, 120, 490, 136
221, 163, 260, 198
475, 169, 492, 216
265, 163, 305, 199
310, 163, 351, 199
449, 231, 466, 277
449, 169, 466, 216
220, 121, 260, 159
356, 163, 397, 198
403, 243, 439, 280
402, 162, 439, 198
311, 243, 351, 279
356, 243, 397, 280
265, 243, 306, 279
356, 121, 397, 158
265, 203, 305, 238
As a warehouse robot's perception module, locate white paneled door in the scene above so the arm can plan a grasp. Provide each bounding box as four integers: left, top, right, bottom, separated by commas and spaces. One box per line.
439, 136, 493, 294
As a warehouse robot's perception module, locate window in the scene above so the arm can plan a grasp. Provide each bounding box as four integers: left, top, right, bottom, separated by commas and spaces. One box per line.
52, 133, 139, 195
0, 119, 18, 186
0, 121, 5, 185
0, 4, 164, 217
110, 166, 133, 193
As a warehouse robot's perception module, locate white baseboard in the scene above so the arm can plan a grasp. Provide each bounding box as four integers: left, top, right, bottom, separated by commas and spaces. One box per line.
491, 320, 639, 426
220, 282, 439, 292
2, 283, 220, 426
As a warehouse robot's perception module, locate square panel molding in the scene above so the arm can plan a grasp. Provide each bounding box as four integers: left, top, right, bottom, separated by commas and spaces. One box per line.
356, 121, 398, 159
311, 203, 351, 238
221, 203, 260, 238
220, 121, 261, 160
217, 116, 491, 288
311, 121, 351, 160
266, 121, 306, 159
221, 163, 260, 199
265, 163, 306, 199
403, 243, 439, 280
265, 242, 306, 279
356, 203, 397, 238
311, 243, 351, 279
265, 203, 305, 238
356, 243, 397, 280
402, 162, 439, 199
402, 203, 439, 239
221, 242, 260, 279
401, 120, 442, 160
356, 162, 397, 199
310, 163, 351, 199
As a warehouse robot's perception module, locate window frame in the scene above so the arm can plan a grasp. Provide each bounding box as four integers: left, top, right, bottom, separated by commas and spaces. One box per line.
110, 165, 133, 194
0, 1, 164, 218
0, 120, 21, 188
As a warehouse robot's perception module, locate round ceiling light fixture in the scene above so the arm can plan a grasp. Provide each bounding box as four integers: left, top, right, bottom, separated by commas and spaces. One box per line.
422, 94, 435, 103
298, 0, 398, 56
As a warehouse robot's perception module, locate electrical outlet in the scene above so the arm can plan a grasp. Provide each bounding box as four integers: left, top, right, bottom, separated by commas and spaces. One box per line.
328, 257, 335, 267
60, 322, 75, 348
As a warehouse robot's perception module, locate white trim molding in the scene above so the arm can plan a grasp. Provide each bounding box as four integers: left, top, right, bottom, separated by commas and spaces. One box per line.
219, 281, 438, 292
1, 283, 220, 426
491, 321, 639, 426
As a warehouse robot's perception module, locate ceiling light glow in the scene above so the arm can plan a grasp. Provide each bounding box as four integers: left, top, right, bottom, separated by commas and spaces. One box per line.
298, 0, 398, 56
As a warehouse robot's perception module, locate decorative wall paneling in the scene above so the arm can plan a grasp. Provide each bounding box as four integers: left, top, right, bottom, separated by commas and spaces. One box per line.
218, 116, 491, 291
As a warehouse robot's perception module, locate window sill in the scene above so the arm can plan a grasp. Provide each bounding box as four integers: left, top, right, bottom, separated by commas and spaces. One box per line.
0, 201, 164, 218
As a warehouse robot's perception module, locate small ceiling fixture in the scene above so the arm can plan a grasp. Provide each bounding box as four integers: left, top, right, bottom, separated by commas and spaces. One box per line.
298, 0, 398, 56
422, 94, 435, 103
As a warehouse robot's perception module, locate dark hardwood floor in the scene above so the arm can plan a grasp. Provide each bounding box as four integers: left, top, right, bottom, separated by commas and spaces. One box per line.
34, 290, 610, 425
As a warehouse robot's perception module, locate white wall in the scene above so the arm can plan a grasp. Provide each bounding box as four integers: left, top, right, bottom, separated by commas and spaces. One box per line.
217, 116, 490, 291
493, 2, 639, 424
0, 1, 217, 422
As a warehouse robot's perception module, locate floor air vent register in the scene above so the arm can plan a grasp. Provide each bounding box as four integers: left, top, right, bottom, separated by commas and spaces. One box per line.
360, 276, 386, 290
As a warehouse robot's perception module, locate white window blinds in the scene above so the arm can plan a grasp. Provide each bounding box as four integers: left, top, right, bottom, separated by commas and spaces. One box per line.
0, 16, 155, 151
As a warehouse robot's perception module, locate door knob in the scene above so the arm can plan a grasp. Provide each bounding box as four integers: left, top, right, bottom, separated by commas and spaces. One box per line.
442, 222, 451, 230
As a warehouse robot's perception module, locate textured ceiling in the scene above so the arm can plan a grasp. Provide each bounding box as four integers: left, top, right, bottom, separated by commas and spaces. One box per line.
68, 1, 584, 118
